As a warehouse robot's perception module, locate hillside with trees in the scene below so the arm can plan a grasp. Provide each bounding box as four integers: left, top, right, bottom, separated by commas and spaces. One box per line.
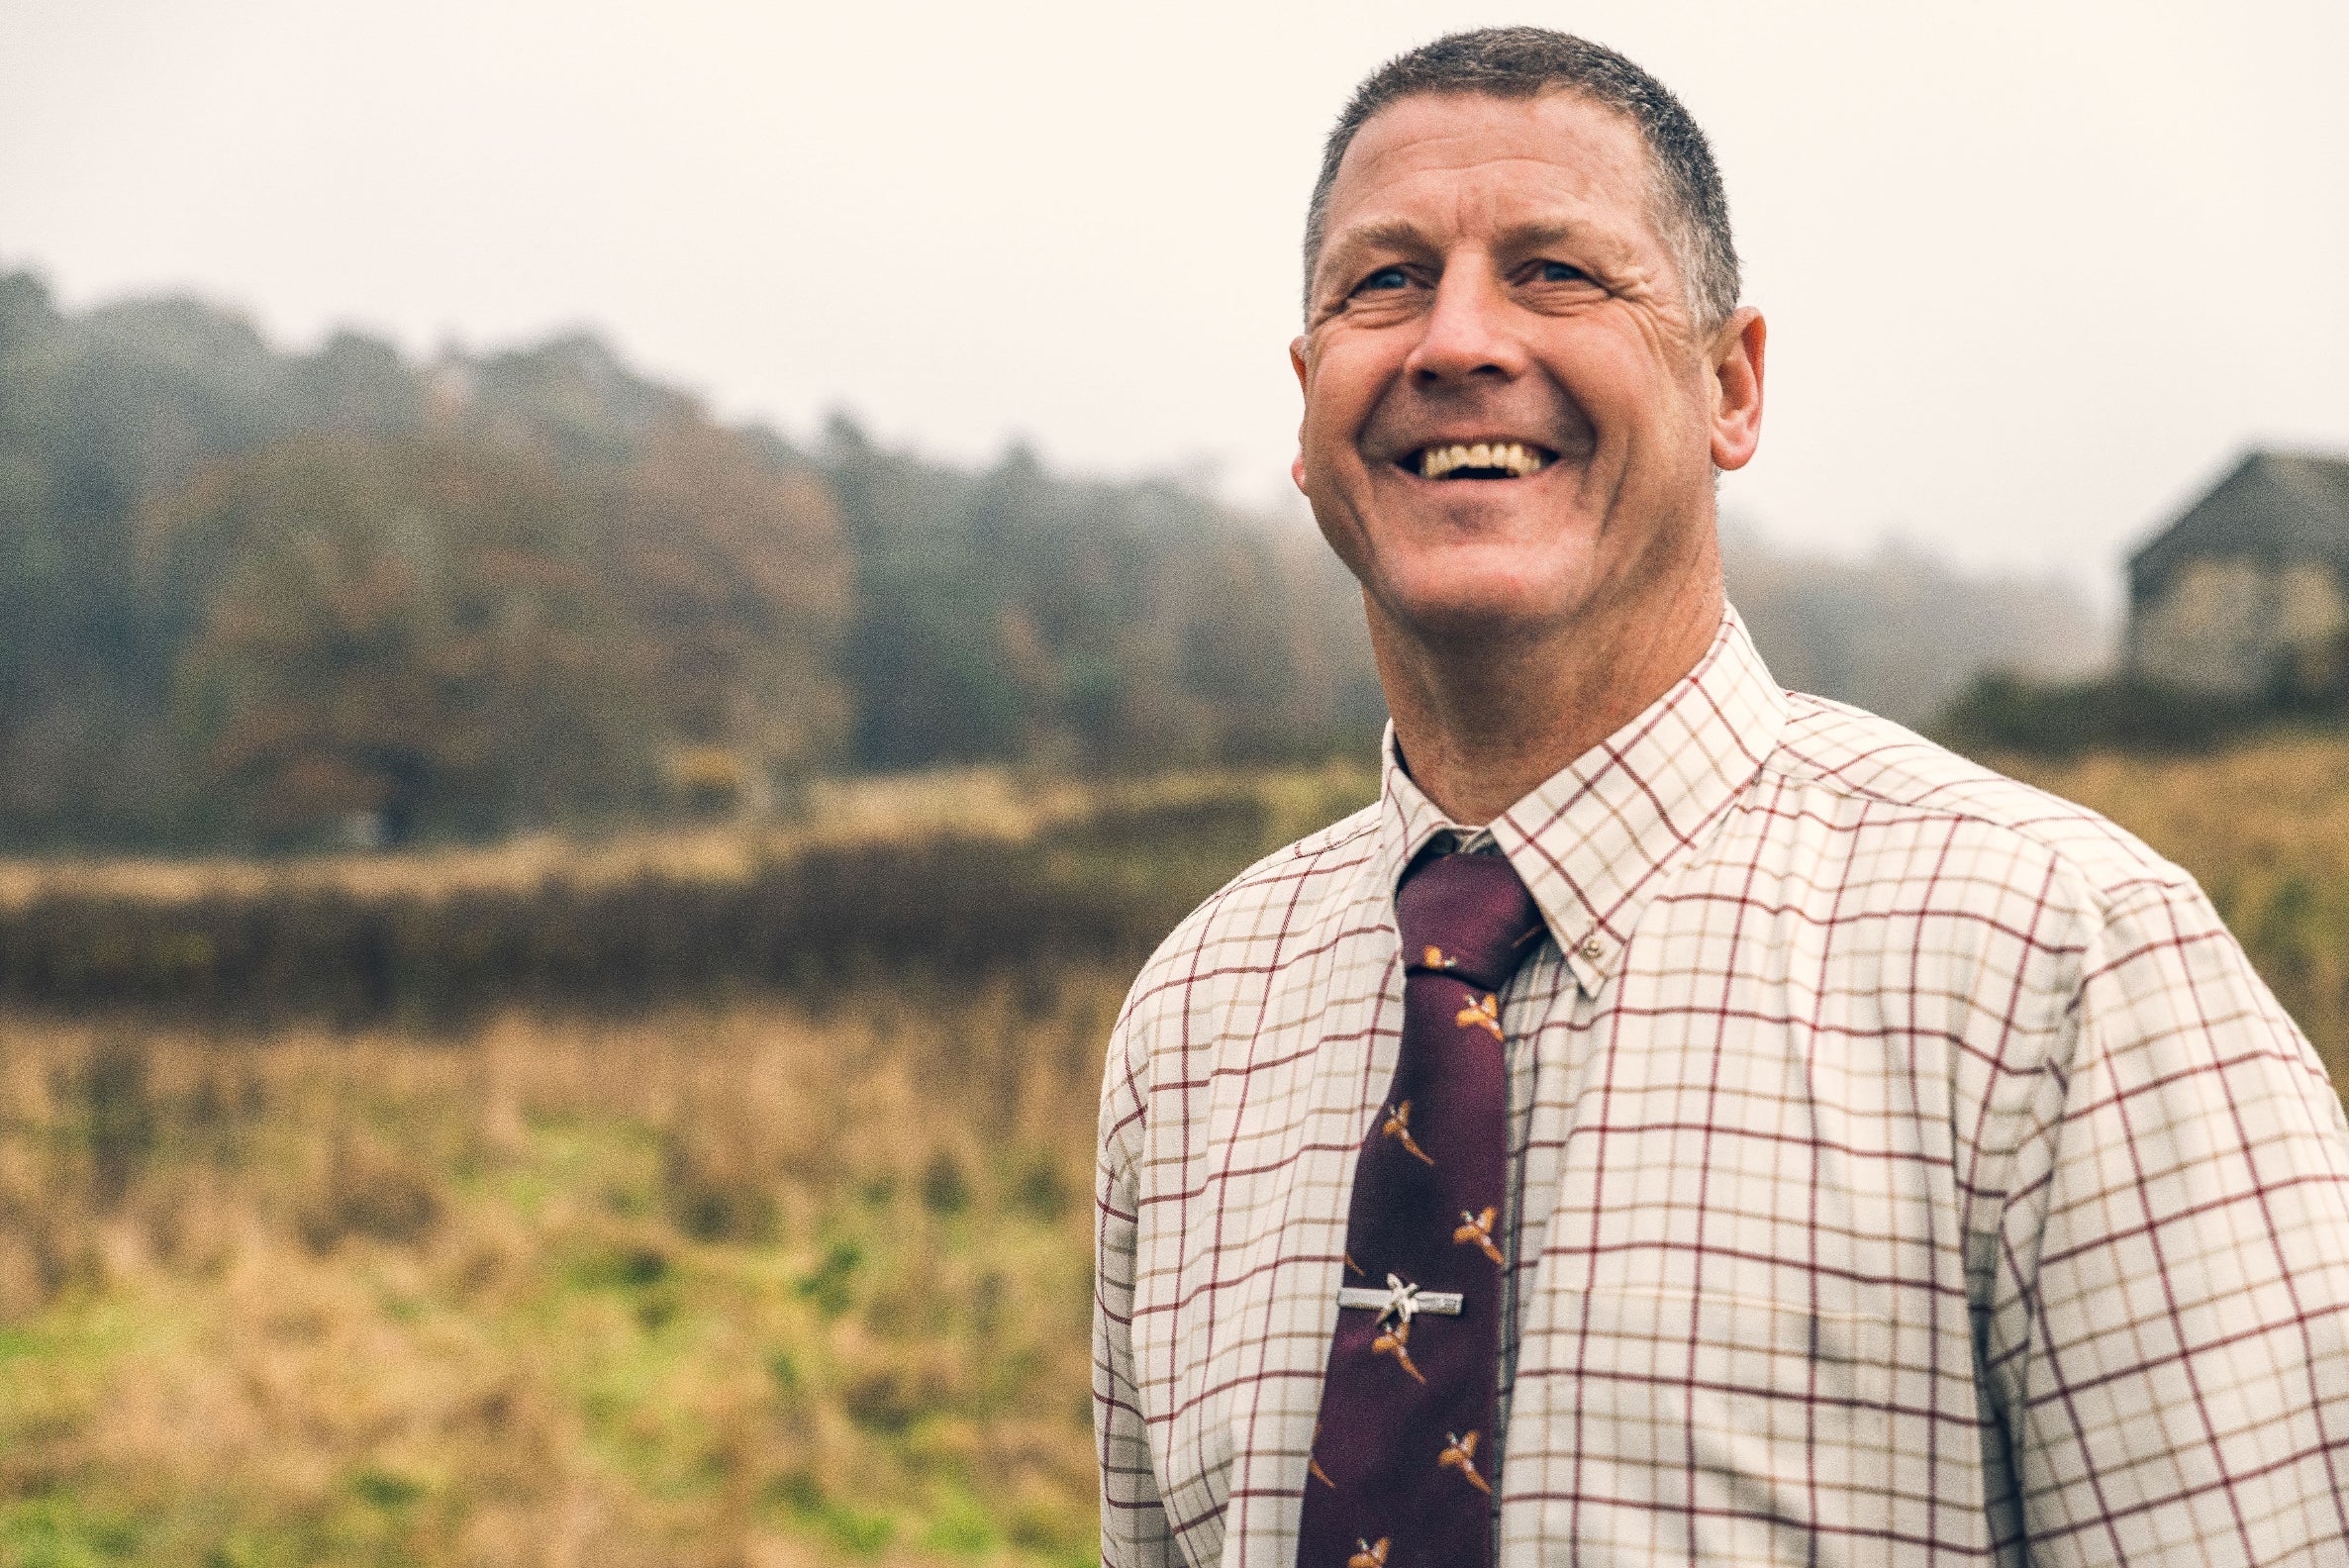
0, 267, 2103, 849
0, 269, 1385, 846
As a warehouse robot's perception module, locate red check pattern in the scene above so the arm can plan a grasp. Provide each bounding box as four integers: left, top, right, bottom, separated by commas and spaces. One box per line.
1095, 608, 2349, 1568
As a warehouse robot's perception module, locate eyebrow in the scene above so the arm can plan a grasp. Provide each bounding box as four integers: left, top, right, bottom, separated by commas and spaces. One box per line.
1316, 215, 1594, 294
1321, 217, 1434, 264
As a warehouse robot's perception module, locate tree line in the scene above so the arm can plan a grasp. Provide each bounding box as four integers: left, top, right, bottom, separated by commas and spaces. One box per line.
0, 269, 1385, 847
0, 266, 2105, 849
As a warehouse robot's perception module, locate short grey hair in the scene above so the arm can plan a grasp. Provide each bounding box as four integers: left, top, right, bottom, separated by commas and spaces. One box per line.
1302, 28, 1739, 331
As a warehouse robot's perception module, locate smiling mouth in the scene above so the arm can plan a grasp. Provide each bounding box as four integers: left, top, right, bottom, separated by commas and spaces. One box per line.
1408, 441, 1554, 480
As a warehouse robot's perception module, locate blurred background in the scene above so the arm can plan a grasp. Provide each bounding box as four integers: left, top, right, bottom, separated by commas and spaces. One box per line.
1, 1, 2345, 1564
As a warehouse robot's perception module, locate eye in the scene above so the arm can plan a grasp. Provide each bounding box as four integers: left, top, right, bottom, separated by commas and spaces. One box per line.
1355, 265, 1412, 294
1530, 260, 1589, 284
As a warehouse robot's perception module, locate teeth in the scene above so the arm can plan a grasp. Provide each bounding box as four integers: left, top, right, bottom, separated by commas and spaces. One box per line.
1418, 441, 1549, 479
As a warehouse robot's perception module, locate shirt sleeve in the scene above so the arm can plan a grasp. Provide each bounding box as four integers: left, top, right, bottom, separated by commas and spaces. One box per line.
1096, 1043, 1178, 1567
1993, 877, 2349, 1565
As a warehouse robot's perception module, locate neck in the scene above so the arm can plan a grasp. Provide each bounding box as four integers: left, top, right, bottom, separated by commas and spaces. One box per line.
1373, 566, 1725, 828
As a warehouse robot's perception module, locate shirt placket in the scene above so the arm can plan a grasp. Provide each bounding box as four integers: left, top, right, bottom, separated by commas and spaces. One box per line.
1488, 945, 1573, 1518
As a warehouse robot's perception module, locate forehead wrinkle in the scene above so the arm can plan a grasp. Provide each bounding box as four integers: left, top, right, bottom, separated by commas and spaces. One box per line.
1308, 90, 1696, 317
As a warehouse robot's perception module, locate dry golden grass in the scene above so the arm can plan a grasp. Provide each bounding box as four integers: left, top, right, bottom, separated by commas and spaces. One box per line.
0, 978, 1119, 1568
0, 762, 1372, 911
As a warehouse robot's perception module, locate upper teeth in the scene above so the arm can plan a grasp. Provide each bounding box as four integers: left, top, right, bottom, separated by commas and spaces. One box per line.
1419, 441, 1548, 479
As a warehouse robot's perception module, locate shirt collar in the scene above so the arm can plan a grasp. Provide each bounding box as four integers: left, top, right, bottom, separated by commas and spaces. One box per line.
1372, 604, 1788, 996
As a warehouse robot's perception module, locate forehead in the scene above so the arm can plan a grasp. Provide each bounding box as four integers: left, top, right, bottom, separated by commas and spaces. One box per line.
1319, 90, 1662, 261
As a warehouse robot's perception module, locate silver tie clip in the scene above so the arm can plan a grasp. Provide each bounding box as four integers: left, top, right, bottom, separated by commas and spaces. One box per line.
1337, 1273, 1464, 1323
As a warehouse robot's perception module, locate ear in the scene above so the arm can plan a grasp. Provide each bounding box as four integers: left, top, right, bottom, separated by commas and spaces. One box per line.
1290, 335, 1311, 494
1708, 307, 1766, 472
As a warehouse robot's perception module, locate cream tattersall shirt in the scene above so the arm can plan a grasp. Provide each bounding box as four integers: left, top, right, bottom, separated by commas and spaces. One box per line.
1095, 610, 2349, 1568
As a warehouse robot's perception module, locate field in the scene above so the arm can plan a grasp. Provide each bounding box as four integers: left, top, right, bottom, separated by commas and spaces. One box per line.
0, 767, 1374, 1568
5, 739, 2349, 1567
0, 993, 1118, 1568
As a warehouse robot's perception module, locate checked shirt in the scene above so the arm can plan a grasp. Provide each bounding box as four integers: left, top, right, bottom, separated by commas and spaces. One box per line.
1094, 608, 2349, 1567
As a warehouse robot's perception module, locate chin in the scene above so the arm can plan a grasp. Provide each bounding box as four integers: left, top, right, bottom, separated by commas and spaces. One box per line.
1369, 575, 1592, 652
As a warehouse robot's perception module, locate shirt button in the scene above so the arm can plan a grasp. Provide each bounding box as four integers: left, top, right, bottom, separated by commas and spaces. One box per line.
1578, 935, 1607, 962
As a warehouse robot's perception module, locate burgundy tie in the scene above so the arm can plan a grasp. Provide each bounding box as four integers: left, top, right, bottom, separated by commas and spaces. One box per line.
1298, 850, 1544, 1568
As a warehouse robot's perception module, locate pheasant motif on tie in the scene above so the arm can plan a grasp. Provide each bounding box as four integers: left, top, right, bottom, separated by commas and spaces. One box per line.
1296, 849, 1544, 1568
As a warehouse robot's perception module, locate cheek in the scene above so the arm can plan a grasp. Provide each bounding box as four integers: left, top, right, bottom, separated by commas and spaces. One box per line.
1569, 343, 1655, 420
1301, 338, 1393, 441
1546, 326, 1692, 437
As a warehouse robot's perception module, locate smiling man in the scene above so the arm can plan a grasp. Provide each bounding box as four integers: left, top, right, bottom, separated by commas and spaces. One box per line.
1095, 28, 2349, 1568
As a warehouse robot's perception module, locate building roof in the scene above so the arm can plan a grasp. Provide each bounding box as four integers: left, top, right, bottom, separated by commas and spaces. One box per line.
2128, 449, 2349, 603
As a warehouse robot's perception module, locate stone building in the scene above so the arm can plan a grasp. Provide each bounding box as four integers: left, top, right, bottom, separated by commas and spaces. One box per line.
2126, 449, 2349, 696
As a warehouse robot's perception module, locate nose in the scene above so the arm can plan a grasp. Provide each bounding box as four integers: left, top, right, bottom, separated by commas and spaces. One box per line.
1402, 260, 1525, 384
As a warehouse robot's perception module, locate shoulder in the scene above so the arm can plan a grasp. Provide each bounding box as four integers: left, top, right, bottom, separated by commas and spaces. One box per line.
1756, 689, 2196, 913
1099, 801, 1385, 1142
1121, 800, 1384, 1014
1743, 694, 2294, 1083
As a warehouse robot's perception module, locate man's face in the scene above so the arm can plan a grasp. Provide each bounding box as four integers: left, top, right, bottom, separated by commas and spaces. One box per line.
1292, 90, 1755, 652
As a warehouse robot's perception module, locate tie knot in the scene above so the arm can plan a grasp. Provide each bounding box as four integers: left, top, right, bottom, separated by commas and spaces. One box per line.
1396, 851, 1544, 991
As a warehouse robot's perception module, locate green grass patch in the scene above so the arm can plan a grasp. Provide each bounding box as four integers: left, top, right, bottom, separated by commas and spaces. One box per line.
762, 1478, 896, 1561
915, 1486, 999, 1557
347, 1469, 425, 1512
0, 1498, 145, 1568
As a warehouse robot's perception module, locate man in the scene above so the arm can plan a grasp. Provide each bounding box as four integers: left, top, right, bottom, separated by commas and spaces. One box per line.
1096, 26, 2349, 1568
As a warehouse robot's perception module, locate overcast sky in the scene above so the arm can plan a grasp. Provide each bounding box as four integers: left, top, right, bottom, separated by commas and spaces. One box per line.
3, 0, 2345, 603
